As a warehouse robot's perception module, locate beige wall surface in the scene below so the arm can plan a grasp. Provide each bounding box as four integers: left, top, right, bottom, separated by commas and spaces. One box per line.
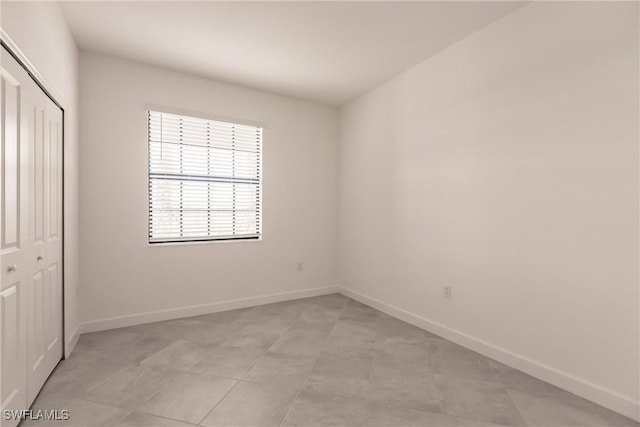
79, 52, 339, 324
2, 1, 82, 355
339, 1, 639, 417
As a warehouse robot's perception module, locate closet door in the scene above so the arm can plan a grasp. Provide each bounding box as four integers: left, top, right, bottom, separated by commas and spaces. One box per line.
0, 45, 63, 424
0, 47, 29, 427
26, 73, 63, 405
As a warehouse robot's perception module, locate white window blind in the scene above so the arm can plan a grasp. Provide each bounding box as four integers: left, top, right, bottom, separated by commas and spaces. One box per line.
148, 110, 262, 243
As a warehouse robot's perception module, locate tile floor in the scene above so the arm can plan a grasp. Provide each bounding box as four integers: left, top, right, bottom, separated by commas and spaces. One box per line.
23, 294, 638, 427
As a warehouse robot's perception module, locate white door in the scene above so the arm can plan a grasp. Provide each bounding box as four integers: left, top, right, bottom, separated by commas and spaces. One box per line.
0, 46, 63, 426
25, 55, 63, 405
0, 47, 29, 427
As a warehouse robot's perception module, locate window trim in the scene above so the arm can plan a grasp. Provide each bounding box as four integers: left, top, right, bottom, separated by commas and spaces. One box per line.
146, 106, 264, 246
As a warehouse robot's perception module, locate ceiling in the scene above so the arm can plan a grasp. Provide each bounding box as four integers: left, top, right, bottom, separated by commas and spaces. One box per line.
60, 1, 525, 106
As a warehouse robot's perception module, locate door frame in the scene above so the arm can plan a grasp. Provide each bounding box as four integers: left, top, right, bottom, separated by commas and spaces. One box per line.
0, 31, 69, 358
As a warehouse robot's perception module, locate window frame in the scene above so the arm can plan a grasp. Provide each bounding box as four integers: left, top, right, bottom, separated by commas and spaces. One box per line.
146, 106, 264, 246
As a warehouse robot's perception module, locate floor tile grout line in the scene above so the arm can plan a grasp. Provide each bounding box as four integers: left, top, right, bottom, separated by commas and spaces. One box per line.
58, 354, 143, 399
140, 358, 255, 384
80, 313, 306, 377
356, 317, 449, 422
81, 310, 300, 425
134, 410, 201, 426
278, 297, 351, 427
484, 356, 529, 426
196, 377, 242, 426
360, 312, 382, 427
195, 298, 337, 427
73, 336, 276, 425
503, 388, 532, 427
360, 329, 519, 426
138, 321, 289, 379
60, 391, 200, 426
234, 310, 303, 384
385, 341, 526, 426
486, 359, 628, 426
368, 400, 521, 427
433, 343, 523, 424
50, 394, 135, 417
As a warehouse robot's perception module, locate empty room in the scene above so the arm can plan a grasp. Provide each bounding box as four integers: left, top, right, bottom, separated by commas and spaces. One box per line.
0, 1, 638, 426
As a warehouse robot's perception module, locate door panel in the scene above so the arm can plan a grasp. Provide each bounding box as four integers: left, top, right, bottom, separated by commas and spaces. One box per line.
27, 85, 63, 405
1, 74, 19, 249
29, 271, 44, 372
34, 108, 44, 243
46, 265, 59, 351
27, 104, 47, 403
0, 283, 23, 427
48, 121, 59, 238
0, 50, 28, 427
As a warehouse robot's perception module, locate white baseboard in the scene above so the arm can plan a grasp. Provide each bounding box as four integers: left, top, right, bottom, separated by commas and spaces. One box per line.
339, 286, 640, 422
80, 286, 340, 334
65, 324, 80, 358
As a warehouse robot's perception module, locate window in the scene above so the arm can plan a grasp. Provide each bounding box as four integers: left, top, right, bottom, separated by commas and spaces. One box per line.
148, 110, 262, 243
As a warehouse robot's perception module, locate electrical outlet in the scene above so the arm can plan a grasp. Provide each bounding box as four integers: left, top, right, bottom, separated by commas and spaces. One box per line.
443, 286, 452, 299
297, 262, 304, 272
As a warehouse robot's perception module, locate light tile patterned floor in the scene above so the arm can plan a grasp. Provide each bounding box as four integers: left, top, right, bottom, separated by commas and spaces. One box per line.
23, 294, 638, 427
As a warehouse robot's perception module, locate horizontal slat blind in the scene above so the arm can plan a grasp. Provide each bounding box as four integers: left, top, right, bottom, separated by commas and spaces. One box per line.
148, 110, 262, 243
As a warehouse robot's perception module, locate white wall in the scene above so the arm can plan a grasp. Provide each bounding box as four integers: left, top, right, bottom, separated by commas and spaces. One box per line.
6, 0, 637, 419
1, 1, 81, 355
79, 52, 338, 328
339, 1, 639, 419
